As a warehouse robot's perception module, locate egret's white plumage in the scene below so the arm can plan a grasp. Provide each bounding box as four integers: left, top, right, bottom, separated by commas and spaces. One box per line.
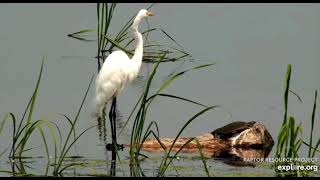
95, 9, 154, 118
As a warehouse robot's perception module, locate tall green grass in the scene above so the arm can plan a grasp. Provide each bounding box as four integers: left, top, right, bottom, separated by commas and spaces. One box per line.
275, 65, 302, 160
275, 64, 319, 177
0, 59, 95, 176
52, 74, 95, 176
0, 58, 56, 175
304, 90, 320, 158
123, 53, 217, 177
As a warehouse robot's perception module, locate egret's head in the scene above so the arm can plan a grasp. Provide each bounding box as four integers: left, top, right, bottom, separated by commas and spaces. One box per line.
132, 9, 154, 30
137, 9, 154, 19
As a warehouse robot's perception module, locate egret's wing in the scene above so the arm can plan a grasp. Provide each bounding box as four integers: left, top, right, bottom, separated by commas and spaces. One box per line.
96, 50, 131, 99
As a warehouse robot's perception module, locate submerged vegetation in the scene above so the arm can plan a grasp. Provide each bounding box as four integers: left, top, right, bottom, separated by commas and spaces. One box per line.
0, 3, 319, 177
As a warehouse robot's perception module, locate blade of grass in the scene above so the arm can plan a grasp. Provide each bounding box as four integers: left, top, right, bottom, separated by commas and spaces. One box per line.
130, 54, 166, 162
283, 64, 291, 126
146, 93, 208, 108
54, 74, 94, 175
102, 34, 133, 55
0, 147, 9, 158
58, 163, 86, 175
157, 63, 216, 94
283, 64, 291, 157
158, 138, 195, 176
124, 28, 157, 48
160, 29, 185, 51
289, 90, 302, 104
308, 90, 317, 157
158, 105, 218, 176
143, 63, 216, 112
57, 125, 96, 175
195, 138, 210, 177
312, 138, 320, 157
303, 141, 320, 153
38, 127, 50, 176
26, 58, 44, 127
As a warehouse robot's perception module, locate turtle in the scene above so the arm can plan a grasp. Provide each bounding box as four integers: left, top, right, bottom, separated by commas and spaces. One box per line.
211, 121, 256, 140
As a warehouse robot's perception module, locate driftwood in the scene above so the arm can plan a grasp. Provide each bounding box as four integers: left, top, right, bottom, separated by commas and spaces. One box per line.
139, 122, 274, 163
140, 133, 229, 155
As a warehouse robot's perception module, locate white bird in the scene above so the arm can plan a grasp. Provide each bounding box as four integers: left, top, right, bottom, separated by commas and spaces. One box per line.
95, 9, 154, 119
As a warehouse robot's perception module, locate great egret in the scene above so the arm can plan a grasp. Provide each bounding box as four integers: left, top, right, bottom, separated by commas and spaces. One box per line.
95, 9, 154, 127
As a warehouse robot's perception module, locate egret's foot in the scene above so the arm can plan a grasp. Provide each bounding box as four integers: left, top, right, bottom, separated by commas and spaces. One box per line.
106, 143, 125, 151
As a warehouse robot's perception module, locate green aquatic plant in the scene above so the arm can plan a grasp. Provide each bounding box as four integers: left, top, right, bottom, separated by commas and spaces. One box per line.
303, 90, 320, 158
275, 64, 303, 177
0, 59, 57, 175
275, 64, 319, 177
124, 53, 217, 177
53, 74, 95, 176
0, 59, 96, 176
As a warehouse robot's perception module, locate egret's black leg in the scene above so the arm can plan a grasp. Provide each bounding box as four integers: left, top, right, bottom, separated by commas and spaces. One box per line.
110, 97, 117, 176
112, 97, 117, 144
109, 100, 115, 144
109, 97, 117, 145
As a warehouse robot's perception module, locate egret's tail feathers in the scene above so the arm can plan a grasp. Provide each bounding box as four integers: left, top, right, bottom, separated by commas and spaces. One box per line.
96, 102, 105, 119
95, 94, 107, 119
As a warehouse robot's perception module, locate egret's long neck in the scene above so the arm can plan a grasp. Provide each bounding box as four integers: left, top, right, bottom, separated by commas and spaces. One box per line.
131, 16, 143, 70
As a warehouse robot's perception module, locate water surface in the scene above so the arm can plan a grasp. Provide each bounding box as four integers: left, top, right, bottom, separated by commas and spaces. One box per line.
0, 3, 319, 176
